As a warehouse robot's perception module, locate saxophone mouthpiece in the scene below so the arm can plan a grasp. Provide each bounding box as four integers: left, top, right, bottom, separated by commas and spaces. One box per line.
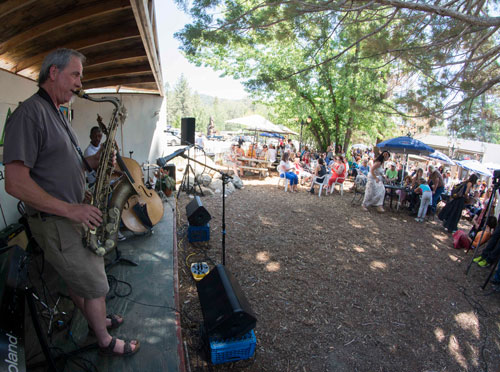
72, 89, 89, 99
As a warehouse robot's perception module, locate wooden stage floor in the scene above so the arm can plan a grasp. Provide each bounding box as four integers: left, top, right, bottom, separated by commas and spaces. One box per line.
25, 199, 184, 372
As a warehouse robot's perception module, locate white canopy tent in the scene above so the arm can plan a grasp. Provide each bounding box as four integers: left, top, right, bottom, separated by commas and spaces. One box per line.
225, 114, 286, 134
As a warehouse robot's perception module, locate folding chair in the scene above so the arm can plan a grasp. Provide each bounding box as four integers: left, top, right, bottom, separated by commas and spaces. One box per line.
329, 177, 345, 196
277, 165, 288, 192
311, 175, 329, 197
351, 178, 366, 206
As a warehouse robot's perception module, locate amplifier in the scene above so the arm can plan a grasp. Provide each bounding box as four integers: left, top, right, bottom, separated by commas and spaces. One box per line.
0, 224, 28, 250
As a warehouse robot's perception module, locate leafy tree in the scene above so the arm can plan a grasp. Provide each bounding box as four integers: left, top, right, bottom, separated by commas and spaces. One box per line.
176, 0, 500, 129
176, 5, 398, 150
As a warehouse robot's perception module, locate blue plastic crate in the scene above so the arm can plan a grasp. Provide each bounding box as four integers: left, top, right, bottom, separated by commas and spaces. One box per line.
209, 329, 256, 365
188, 223, 210, 243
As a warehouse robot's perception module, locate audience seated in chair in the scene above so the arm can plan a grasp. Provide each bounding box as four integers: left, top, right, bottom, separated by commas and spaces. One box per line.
454, 216, 497, 251
293, 156, 313, 185
278, 152, 298, 192
309, 158, 328, 195
327, 155, 346, 189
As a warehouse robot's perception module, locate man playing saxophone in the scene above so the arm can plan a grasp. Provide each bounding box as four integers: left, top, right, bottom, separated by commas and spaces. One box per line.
4, 48, 140, 357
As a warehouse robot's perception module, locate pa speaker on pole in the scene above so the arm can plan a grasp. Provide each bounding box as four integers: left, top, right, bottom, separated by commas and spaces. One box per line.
181, 117, 195, 145
186, 196, 211, 226
196, 264, 257, 339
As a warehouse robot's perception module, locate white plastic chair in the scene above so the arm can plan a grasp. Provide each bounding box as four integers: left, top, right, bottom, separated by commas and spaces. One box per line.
329, 177, 345, 196
277, 165, 288, 192
311, 175, 329, 197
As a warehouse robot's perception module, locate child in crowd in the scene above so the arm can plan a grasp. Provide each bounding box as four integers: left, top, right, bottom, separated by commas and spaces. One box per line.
414, 178, 432, 222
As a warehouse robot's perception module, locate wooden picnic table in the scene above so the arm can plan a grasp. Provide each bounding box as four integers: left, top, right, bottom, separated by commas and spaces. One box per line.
236, 157, 271, 178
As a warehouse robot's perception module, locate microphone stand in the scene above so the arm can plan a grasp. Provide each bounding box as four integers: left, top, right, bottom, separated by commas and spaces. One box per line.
180, 153, 233, 265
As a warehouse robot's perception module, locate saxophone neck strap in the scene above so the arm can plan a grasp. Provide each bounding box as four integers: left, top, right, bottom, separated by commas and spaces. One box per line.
36, 88, 94, 173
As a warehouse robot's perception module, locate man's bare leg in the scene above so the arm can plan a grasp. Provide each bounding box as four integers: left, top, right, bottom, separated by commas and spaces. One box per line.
85, 297, 138, 353
68, 291, 137, 354
68, 289, 123, 329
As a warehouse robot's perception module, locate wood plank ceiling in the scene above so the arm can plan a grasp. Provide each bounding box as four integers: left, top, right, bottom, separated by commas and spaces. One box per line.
0, 0, 164, 95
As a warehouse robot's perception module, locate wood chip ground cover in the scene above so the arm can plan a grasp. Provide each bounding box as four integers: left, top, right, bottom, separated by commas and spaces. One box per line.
176, 176, 500, 372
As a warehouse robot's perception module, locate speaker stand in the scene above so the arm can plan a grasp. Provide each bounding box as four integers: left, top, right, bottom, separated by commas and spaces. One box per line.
177, 147, 203, 199
180, 153, 232, 265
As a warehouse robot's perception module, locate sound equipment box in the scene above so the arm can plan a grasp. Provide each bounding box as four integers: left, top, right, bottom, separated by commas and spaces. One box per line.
196, 264, 257, 339
181, 117, 195, 146
186, 196, 211, 226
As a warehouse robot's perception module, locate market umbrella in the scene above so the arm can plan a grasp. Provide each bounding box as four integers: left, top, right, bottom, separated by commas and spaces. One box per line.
456, 160, 493, 177
377, 136, 435, 155
483, 162, 500, 170
377, 136, 435, 186
427, 150, 454, 165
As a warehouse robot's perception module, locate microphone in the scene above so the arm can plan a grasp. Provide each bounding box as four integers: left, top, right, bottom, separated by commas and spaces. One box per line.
72, 89, 89, 99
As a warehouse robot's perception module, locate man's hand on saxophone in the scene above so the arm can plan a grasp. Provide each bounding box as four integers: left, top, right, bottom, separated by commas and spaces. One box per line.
66, 203, 103, 229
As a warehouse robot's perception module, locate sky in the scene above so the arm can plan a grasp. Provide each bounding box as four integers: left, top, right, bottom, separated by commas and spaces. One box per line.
154, 1, 248, 100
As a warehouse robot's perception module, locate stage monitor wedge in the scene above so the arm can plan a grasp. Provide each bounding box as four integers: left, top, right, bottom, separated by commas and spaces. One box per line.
186, 196, 211, 226
196, 264, 257, 339
181, 117, 195, 146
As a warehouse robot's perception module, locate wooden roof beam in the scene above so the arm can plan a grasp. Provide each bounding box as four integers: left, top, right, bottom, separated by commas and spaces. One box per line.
83, 75, 155, 90
14, 32, 141, 73
83, 64, 151, 81
130, 0, 164, 96
0, 0, 37, 20
0, 0, 131, 55
84, 49, 147, 69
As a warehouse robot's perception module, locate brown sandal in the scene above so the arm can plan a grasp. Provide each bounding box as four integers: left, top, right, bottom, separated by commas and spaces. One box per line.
88, 314, 124, 336
99, 337, 140, 357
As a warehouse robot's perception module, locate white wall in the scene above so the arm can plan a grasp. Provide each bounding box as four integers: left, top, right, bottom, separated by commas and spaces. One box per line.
0, 69, 169, 226
0, 70, 38, 226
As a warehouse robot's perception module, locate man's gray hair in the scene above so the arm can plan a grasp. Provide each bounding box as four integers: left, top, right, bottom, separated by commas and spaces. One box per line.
38, 48, 85, 85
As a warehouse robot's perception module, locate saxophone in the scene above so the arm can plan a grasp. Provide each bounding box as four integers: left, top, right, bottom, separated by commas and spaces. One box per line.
74, 90, 136, 256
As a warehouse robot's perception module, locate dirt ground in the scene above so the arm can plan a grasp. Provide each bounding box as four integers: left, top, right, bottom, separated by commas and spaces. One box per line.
175, 174, 500, 372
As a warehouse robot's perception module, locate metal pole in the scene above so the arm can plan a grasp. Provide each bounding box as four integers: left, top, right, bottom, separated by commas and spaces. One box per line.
299, 120, 304, 153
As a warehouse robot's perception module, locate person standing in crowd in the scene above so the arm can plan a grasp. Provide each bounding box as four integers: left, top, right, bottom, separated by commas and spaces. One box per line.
362, 151, 390, 213
267, 144, 277, 164
414, 178, 433, 222
439, 174, 479, 233
3, 48, 139, 357
429, 165, 445, 214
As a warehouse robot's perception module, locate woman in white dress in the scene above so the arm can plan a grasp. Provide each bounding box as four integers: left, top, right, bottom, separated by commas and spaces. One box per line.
362, 151, 390, 212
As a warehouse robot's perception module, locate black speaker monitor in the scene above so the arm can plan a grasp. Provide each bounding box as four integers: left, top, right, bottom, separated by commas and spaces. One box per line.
186, 196, 211, 226
196, 264, 257, 339
181, 117, 195, 146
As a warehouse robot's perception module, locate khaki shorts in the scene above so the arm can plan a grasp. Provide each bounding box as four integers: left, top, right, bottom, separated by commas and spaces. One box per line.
28, 215, 109, 299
